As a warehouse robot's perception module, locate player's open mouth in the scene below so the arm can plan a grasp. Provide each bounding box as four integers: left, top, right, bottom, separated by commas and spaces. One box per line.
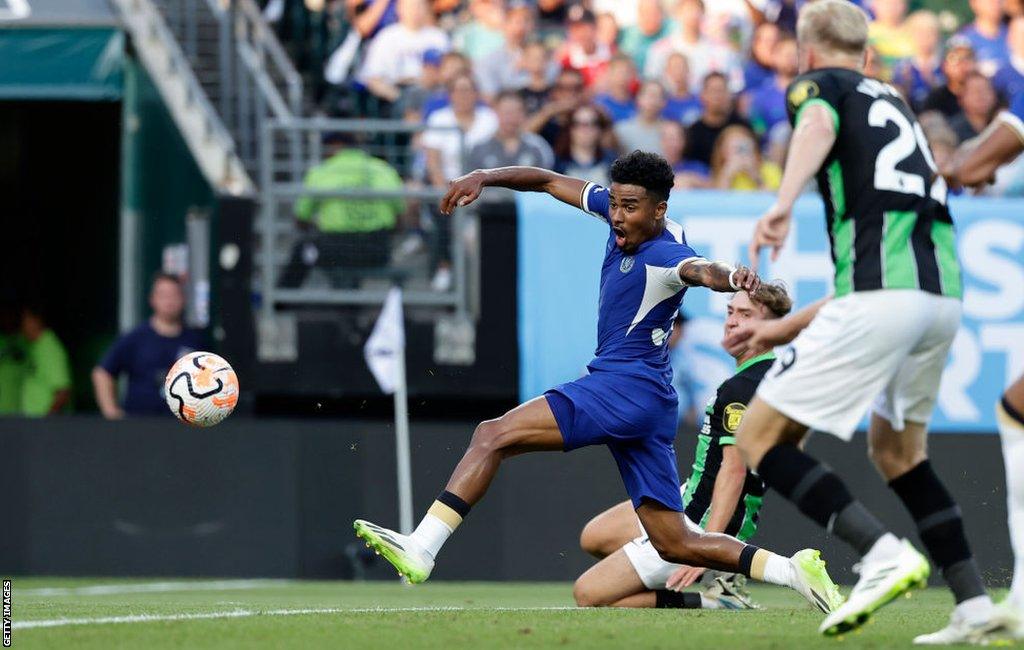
612, 226, 626, 247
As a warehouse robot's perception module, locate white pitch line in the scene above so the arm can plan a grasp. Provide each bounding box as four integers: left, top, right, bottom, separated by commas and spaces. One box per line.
19, 579, 294, 597
13, 606, 587, 630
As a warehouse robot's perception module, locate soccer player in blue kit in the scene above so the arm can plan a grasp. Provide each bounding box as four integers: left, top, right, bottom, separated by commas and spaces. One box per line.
354, 151, 842, 613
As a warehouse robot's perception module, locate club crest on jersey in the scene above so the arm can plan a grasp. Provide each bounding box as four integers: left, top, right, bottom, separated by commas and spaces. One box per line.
651, 327, 669, 346
620, 256, 635, 273
787, 80, 820, 112
723, 402, 747, 433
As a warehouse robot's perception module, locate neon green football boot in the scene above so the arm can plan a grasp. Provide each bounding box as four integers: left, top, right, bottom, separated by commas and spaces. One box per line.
354, 519, 434, 584
790, 549, 846, 614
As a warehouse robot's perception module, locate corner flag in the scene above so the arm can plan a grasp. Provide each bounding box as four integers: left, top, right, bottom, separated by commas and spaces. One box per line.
364, 287, 414, 535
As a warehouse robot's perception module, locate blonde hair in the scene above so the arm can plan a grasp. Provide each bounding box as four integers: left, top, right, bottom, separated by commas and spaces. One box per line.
797, 0, 869, 57
904, 9, 940, 34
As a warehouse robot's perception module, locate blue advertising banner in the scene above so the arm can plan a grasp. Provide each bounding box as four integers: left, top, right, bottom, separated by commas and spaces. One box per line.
516, 190, 1024, 433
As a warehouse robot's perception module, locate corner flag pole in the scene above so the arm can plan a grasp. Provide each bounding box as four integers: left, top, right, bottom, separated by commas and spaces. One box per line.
393, 331, 414, 536
364, 287, 414, 536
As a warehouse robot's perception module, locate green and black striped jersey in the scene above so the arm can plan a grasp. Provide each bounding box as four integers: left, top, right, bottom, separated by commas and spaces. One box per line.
786, 67, 962, 299
681, 353, 771, 542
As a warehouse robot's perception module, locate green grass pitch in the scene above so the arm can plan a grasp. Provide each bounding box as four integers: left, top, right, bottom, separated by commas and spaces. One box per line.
9, 577, 988, 649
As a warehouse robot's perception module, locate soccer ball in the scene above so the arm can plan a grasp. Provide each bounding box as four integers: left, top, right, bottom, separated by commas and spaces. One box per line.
164, 351, 239, 426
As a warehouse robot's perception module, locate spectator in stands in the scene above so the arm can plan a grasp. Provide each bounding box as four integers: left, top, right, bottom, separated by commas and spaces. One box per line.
553, 104, 617, 187
661, 52, 702, 125
475, 3, 545, 101
958, 0, 1010, 77
710, 124, 781, 192
923, 38, 978, 118
466, 91, 555, 172
346, 0, 399, 40
614, 80, 668, 153
0, 296, 25, 415
747, 32, 798, 141
892, 10, 944, 114
745, 0, 800, 34
20, 304, 71, 417
525, 68, 585, 147
660, 120, 710, 189
453, 0, 505, 63
685, 72, 750, 167
949, 72, 999, 142
519, 42, 555, 116
358, 0, 450, 106
421, 51, 472, 120
423, 73, 498, 186
868, 0, 912, 78
594, 54, 638, 122
597, 12, 619, 51
618, 0, 674, 75
994, 16, 1024, 100
557, 6, 612, 88
396, 48, 445, 121
645, 0, 743, 94
280, 132, 405, 288
93, 274, 205, 419
743, 22, 779, 91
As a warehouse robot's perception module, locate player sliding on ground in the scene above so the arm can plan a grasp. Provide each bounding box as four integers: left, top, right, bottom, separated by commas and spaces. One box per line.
573, 289, 792, 611
731, 0, 999, 643
353, 151, 843, 615
942, 89, 1024, 644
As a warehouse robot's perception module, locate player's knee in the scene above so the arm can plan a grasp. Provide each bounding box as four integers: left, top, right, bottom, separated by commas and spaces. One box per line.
470, 418, 516, 453
572, 576, 607, 607
648, 535, 692, 566
579, 519, 613, 557
868, 439, 927, 479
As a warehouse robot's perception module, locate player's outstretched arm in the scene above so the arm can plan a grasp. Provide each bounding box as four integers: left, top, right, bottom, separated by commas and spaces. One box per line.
945, 122, 1024, 189
439, 167, 587, 215
749, 104, 836, 271
722, 295, 831, 357
678, 260, 760, 294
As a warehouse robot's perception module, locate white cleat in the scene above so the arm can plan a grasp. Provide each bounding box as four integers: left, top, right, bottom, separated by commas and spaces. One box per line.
354, 519, 434, 583
913, 608, 1010, 645
819, 539, 930, 636
974, 599, 1024, 644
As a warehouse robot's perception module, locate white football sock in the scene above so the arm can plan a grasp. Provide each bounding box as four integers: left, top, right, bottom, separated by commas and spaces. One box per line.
862, 533, 903, 564
760, 553, 799, 588
999, 401, 1024, 609
699, 594, 722, 609
409, 513, 454, 559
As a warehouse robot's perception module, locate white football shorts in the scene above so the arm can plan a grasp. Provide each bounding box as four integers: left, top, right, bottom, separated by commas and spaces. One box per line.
756, 289, 962, 441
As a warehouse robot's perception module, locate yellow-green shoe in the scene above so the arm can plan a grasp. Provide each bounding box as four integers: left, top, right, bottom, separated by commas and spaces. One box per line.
819, 539, 930, 636
354, 519, 434, 584
790, 549, 845, 614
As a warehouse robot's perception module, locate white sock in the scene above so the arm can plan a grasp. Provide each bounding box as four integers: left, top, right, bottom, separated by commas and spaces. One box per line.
862, 533, 903, 564
409, 514, 454, 559
699, 594, 721, 609
760, 553, 799, 588
999, 401, 1024, 609
956, 594, 995, 624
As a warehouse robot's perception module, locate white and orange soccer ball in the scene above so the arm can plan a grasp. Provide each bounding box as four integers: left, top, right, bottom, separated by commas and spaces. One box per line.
164, 351, 239, 426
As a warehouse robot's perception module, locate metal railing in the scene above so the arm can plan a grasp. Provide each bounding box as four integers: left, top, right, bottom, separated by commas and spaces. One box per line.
258, 118, 476, 321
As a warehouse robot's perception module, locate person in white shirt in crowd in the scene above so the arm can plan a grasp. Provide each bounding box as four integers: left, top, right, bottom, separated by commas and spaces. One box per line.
423, 72, 498, 291
614, 80, 669, 154
358, 0, 450, 104
423, 72, 498, 187
645, 0, 743, 93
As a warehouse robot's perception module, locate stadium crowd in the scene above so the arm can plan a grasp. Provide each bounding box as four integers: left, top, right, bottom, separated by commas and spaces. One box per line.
269, 0, 1024, 199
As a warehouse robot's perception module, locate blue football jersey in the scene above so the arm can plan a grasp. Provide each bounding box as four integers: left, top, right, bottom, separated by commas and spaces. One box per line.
579, 182, 704, 382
